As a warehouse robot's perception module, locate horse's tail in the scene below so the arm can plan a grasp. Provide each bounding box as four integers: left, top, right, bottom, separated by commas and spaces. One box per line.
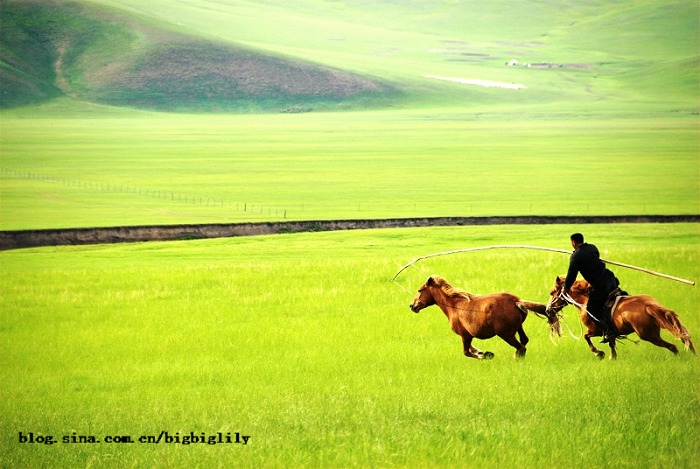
646, 303, 697, 354
516, 300, 547, 317
518, 300, 562, 338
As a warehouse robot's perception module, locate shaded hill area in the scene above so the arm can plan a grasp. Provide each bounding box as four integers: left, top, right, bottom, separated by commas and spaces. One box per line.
0, 0, 396, 112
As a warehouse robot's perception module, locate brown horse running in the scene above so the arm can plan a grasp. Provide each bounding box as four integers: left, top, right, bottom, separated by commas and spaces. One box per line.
409, 275, 547, 359
546, 276, 696, 360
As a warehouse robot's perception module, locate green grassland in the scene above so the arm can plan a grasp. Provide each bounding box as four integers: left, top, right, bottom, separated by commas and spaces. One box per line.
1, 0, 698, 228
1, 111, 698, 229
1, 224, 699, 468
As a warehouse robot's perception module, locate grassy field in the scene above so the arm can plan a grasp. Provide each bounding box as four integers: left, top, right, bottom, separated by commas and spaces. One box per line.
1, 0, 698, 228
1, 224, 699, 468
1, 109, 698, 229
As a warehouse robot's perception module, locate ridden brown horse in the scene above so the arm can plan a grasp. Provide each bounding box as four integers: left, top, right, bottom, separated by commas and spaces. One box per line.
546, 276, 696, 360
409, 275, 547, 359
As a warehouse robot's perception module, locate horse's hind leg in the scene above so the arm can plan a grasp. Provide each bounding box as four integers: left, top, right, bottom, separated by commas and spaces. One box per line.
635, 325, 679, 355
645, 335, 679, 355
517, 325, 529, 347
500, 333, 526, 359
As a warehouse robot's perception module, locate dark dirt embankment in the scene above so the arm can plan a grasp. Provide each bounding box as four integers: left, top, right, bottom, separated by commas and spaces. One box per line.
1, 215, 698, 251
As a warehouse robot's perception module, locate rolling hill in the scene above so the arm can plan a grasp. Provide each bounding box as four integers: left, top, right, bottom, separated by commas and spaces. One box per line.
0, 0, 697, 114
0, 0, 397, 112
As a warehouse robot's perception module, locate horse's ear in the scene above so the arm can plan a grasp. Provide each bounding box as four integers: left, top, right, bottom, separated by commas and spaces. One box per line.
427, 276, 436, 286
555, 276, 564, 285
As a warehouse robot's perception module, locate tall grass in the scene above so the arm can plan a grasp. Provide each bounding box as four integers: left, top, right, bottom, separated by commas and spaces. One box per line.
1, 224, 698, 468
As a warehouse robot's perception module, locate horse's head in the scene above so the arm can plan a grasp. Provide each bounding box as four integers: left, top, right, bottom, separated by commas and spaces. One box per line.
542, 276, 571, 339
409, 276, 439, 313
545, 276, 570, 316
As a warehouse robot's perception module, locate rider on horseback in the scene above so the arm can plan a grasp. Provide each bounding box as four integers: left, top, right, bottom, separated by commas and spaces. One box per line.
565, 233, 621, 343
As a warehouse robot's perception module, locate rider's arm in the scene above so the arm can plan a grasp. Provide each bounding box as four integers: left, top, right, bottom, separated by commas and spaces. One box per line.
564, 253, 579, 292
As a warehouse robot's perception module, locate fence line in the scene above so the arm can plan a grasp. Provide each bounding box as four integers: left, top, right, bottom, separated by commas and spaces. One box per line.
0, 167, 289, 219
1, 167, 696, 219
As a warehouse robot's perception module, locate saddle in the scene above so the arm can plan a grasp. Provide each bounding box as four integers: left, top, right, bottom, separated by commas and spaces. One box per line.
604, 287, 628, 320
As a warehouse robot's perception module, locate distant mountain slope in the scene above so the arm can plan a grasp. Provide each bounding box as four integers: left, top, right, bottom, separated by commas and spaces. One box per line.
103, 0, 696, 114
0, 0, 396, 111
2, 0, 697, 114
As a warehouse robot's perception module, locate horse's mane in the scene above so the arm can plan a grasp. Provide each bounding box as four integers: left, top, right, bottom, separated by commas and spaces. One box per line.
430, 276, 473, 300
570, 279, 591, 296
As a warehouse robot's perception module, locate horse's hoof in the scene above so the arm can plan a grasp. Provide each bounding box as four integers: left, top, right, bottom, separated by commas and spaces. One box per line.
483, 351, 495, 360
596, 351, 605, 360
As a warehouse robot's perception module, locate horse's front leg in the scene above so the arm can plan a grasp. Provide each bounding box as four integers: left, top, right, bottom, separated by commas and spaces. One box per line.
584, 331, 605, 360
608, 338, 618, 360
462, 334, 493, 359
468, 344, 495, 360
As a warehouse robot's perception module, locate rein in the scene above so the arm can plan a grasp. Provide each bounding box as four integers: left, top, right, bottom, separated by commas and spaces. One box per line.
562, 291, 588, 310
548, 288, 588, 313
549, 288, 639, 346
555, 306, 585, 341
547, 289, 587, 341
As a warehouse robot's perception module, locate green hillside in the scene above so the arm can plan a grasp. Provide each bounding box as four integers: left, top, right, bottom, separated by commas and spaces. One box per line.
0, 0, 396, 112
87, 0, 700, 114
1, 0, 697, 114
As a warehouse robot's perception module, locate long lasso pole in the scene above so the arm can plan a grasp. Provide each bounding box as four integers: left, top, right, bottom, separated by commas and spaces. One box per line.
391, 244, 695, 286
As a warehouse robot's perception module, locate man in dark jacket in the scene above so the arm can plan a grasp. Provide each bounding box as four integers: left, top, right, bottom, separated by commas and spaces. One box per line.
565, 233, 621, 342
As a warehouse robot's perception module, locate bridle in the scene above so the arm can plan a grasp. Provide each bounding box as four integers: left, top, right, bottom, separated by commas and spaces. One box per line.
545, 288, 569, 316
546, 287, 587, 315
545, 287, 587, 341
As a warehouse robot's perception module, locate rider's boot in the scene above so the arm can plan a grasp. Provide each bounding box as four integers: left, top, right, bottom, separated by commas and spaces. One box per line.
600, 320, 618, 343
